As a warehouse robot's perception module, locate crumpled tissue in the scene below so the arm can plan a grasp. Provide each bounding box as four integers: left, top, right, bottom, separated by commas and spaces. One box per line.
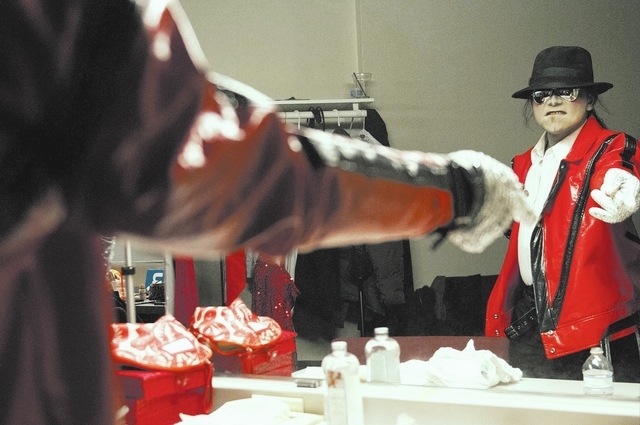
399, 339, 522, 389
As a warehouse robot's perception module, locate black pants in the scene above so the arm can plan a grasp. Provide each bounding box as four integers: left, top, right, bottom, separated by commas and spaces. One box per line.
508, 285, 640, 382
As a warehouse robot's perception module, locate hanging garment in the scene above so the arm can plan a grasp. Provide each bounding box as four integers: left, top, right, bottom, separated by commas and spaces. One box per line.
224, 249, 247, 304
251, 257, 299, 331
340, 242, 406, 316
292, 248, 344, 341
293, 109, 414, 338
363, 109, 390, 146
174, 256, 199, 327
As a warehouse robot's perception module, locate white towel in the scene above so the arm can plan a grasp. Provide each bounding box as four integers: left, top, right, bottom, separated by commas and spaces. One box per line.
176, 398, 291, 425
399, 339, 522, 389
176, 398, 324, 425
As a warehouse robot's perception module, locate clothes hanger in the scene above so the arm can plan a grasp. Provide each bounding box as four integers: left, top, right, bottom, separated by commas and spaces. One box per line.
306, 106, 325, 131
332, 109, 350, 137
355, 114, 379, 145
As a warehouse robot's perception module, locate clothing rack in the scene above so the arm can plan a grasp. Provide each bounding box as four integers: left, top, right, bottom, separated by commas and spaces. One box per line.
271, 98, 372, 122
270, 98, 373, 111
278, 109, 367, 121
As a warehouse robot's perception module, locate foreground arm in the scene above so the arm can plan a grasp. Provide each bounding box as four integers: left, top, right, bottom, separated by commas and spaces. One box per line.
94, 1, 533, 256
0, 0, 531, 259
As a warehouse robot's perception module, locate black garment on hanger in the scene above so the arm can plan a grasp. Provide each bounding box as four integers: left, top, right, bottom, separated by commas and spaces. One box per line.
363, 108, 416, 334
363, 108, 389, 147
292, 109, 416, 339
292, 248, 343, 341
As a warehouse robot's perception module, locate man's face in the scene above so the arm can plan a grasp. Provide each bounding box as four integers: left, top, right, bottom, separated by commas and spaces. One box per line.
532, 89, 593, 145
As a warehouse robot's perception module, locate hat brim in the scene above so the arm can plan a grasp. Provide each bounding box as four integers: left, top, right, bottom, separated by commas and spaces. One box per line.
511, 81, 613, 99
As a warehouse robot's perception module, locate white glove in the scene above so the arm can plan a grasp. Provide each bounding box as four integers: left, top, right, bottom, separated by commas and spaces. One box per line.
589, 168, 640, 223
445, 150, 536, 253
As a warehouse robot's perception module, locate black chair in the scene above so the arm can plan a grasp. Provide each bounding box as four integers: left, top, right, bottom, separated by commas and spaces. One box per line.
431, 274, 498, 336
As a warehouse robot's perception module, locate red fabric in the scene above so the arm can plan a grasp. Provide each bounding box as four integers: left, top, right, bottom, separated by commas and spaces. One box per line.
225, 250, 246, 305
174, 256, 199, 327
486, 117, 640, 358
251, 258, 299, 331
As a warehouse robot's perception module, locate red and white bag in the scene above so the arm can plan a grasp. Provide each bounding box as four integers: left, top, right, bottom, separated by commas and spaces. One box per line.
189, 298, 282, 354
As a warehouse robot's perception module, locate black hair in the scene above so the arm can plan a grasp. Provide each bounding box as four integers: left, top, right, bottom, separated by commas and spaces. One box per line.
521, 87, 609, 129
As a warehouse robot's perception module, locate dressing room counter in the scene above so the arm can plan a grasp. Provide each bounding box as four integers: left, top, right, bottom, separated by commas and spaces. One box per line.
211, 375, 640, 425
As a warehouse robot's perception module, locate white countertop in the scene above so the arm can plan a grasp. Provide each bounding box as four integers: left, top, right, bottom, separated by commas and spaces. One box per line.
212, 375, 640, 425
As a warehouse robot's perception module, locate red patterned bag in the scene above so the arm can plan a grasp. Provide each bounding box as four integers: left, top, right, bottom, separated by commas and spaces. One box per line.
111, 315, 215, 424
111, 314, 212, 371
189, 299, 297, 376
189, 298, 282, 353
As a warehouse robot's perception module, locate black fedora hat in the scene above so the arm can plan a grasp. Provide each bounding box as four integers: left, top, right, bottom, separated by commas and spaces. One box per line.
512, 46, 613, 99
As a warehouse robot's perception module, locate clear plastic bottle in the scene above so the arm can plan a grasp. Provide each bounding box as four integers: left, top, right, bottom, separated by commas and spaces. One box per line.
582, 346, 614, 395
321, 341, 364, 425
365, 327, 401, 384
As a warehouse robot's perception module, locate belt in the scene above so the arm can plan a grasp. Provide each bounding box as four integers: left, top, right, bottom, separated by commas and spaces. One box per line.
505, 307, 537, 340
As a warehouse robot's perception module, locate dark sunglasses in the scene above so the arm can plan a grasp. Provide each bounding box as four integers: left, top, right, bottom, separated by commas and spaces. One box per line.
532, 88, 580, 105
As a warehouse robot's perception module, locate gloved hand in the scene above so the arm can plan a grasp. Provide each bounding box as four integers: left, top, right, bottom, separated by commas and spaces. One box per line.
589, 168, 640, 223
445, 150, 536, 253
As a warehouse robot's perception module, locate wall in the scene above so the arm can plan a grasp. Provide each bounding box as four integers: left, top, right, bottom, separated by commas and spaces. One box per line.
179, 0, 640, 290
180, 0, 359, 100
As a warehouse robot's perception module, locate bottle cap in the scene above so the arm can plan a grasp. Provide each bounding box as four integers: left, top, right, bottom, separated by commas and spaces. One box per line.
331, 341, 347, 351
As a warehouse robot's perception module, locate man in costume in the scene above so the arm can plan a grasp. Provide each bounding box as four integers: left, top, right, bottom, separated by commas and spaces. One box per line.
486, 46, 640, 382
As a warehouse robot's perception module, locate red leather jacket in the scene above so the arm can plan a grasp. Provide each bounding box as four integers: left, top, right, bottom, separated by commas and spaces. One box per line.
486, 117, 640, 358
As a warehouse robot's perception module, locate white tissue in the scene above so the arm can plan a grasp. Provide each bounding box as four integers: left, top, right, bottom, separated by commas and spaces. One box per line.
399, 339, 522, 389
291, 366, 324, 380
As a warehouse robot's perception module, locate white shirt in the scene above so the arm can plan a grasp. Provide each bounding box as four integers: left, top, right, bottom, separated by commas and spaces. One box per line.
517, 125, 584, 285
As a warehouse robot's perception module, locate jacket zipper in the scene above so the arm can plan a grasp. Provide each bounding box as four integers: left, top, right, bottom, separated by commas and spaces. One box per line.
534, 134, 618, 332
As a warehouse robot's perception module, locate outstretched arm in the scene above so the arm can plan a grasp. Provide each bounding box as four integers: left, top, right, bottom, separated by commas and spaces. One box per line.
109, 1, 533, 257
0, 0, 531, 257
